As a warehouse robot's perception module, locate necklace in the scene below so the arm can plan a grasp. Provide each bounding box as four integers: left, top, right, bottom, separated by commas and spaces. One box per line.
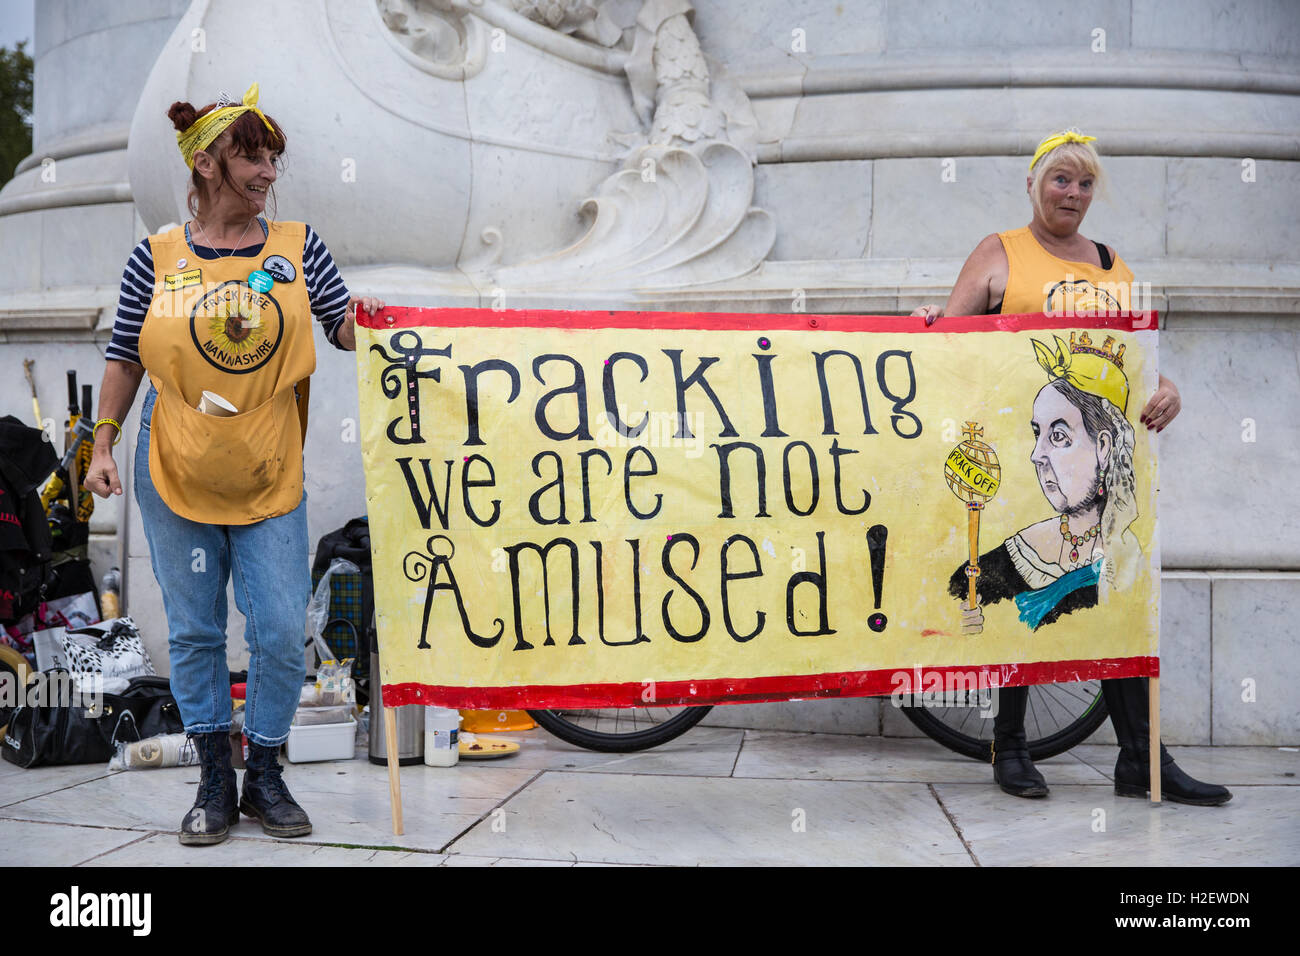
192, 216, 257, 260
1060, 516, 1100, 563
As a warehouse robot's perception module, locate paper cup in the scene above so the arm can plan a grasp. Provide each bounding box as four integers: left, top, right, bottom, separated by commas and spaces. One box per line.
197, 390, 238, 416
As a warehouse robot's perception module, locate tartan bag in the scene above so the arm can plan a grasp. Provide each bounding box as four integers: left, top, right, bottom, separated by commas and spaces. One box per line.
311, 517, 374, 691
309, 566, 368, 676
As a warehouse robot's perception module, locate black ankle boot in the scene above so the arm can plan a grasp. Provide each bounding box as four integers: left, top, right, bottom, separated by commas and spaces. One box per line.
240, 741, 312, 837
1102, 678, 1232, 806
179, 732, 239, 846
991, 684, 1049, 798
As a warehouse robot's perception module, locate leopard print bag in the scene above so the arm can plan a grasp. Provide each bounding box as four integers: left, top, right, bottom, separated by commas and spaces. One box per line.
60, 618, 156, 693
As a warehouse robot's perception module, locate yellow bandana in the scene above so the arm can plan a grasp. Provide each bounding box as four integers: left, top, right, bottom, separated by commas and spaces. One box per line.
176, 83, 275, 170
1029, 130, 1097, 173
1032, 333, 1129, 415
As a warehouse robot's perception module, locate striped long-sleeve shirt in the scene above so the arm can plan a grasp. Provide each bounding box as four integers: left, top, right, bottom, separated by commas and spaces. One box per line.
106, 220, 351, 365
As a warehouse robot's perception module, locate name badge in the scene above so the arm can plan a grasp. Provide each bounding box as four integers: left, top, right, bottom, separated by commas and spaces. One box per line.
164, 269, 203, 291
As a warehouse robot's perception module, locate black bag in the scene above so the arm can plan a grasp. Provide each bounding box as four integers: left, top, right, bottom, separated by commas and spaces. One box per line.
0, 415, 58, 624
1, 673, 184, 768
312, 517, 373, 575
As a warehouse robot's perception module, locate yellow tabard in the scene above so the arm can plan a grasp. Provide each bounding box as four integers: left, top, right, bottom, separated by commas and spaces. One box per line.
998, 226, 1135, 315
139, 220, 316, 525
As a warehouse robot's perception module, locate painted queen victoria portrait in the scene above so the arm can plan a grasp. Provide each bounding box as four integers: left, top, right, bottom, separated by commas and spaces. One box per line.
950, 332, 1140, 632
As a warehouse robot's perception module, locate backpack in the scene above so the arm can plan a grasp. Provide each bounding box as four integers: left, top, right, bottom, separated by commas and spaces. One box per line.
0, 415, 58, 624
311, 517, 373, 699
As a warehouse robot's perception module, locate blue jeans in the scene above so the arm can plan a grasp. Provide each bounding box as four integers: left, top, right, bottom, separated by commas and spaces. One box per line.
135, 387, 308, 746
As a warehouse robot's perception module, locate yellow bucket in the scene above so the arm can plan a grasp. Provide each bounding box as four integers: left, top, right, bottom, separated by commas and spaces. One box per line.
459, 709, 537, 732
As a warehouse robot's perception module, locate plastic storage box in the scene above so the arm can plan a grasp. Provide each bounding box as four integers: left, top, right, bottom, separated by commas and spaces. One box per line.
285, 715, 357, 763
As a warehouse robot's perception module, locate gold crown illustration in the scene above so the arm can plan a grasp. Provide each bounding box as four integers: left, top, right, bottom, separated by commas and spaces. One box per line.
1069, 331, 1125, 370
1032, 331, 1131, 414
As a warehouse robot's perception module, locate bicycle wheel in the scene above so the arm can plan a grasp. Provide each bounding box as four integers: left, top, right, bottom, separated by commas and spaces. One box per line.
527, 705, 713, 753
899, 682, 1108, 761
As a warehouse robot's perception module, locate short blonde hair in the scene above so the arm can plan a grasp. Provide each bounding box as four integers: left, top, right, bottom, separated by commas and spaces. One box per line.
1028, 132, 1104, 219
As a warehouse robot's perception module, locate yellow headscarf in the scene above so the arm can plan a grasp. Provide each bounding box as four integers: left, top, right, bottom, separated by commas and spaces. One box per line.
1029, 130, 1097, 172
1032, 333, 1129, 415
176, 83, 276, 170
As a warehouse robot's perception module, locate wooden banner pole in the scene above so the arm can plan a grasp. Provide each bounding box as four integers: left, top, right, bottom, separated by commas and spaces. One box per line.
385, 704, 405, 834
1149, 676, 1161, 804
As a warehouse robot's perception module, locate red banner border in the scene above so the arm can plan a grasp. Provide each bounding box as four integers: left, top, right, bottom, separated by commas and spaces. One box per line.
357, 306, 1157, 335
382, 656, 1158, 709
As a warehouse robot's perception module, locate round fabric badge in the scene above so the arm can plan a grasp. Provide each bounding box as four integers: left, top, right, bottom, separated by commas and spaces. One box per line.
261, 254, 296, 284
247, 269, 275, 293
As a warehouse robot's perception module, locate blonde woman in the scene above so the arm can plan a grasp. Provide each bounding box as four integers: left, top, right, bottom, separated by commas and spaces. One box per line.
916, 130, 1228, 806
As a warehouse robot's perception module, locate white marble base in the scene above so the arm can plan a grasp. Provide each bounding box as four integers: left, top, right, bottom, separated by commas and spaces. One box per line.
1211, 575, 1300, 744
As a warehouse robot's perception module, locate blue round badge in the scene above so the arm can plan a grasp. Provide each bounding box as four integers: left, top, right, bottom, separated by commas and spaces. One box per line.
247, 269, 275, 294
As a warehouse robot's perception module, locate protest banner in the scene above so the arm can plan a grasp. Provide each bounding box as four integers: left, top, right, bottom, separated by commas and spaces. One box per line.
356, 308, 1159, 711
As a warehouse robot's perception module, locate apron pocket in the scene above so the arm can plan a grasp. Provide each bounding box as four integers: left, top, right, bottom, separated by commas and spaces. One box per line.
161, 385, 292, 499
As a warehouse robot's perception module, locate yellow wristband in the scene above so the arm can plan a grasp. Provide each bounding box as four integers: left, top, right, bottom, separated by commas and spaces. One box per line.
93, 418, 123, 446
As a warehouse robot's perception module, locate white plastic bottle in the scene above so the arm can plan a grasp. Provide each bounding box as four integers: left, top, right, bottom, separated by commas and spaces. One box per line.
423, 707, 461, 766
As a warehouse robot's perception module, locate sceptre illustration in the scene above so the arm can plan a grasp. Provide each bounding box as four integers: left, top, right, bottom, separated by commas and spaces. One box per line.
944, 422, 1002, 615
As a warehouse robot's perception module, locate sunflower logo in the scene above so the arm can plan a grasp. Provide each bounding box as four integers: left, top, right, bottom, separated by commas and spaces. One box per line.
213, 303, 261, 349
1044, 279, 1124, 316
190, 280, 283, 373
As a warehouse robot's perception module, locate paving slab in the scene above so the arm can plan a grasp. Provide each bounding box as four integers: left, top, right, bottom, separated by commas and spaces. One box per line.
461, 725, 745, 777
81, 832, 451, 866
734, 732, 1110, 785
0, 757, 536, 853
448, 770, 973, 866
935, 782, 1300, 866
438, 854, 575, 867
0, 819, 150, 866
81, 836, 602, 867
0, 759, 116, 808
1068, 744, 1300, 785
3, 732, 1288, 867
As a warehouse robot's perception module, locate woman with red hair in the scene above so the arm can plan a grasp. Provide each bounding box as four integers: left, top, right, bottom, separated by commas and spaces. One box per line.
85, 85, 382, 845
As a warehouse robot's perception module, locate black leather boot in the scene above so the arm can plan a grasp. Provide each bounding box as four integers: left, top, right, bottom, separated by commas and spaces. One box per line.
240, 741, 313, 837
991, 684, 1049, 797
1102, 677, 1231, 806
179, 732, 239, 846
